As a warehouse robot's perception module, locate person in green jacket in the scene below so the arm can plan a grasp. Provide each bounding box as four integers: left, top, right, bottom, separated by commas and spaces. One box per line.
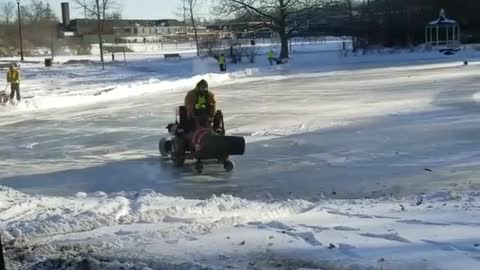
6, 65, 20, 102
267, 49, 275, 65
218, 54, 226, 71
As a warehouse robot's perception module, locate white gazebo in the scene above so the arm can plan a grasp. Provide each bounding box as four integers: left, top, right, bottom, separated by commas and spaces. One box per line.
425, 9, 460, 48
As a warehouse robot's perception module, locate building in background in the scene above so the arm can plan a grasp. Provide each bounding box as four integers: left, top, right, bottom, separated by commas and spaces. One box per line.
58, 2, 229, 45
206, 21, 276, 40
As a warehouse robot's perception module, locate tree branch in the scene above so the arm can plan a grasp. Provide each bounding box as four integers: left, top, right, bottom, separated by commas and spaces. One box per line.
283, 0, 338, 36
72, 0, 99, 17
229, 0, 277, 22
284, 0, 334, 17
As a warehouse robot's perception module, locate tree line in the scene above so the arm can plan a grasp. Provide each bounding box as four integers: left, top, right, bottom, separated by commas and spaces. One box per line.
0, 0, 57, 56
1, 0, 476, 60
211, 0, 478, 58
0, 0, 121, 58
347, 0, 479, 48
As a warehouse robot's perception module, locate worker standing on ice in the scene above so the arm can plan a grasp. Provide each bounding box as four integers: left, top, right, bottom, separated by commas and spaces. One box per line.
6, 64, 21, 102
218, 54, 226, 72
267, 49, 275, 65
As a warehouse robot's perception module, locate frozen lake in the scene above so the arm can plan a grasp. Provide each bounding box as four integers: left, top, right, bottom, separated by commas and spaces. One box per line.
1, 61, 480, 200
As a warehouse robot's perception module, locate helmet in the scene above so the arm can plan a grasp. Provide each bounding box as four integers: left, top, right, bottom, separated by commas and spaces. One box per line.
196, 79, 208, 93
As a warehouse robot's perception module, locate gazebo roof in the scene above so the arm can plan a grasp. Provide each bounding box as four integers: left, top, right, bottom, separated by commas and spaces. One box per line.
429, 9, 457, 25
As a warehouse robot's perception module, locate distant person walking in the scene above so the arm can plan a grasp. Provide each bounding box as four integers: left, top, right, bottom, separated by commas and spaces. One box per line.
267, 49, 275, 65
6, 65, 20, 102
218, 54, 226, 72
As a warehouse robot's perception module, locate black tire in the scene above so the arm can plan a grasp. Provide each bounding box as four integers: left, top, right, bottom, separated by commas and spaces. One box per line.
172, 137, 186, 167
178, 106, 188, 126
213, 110, 225, 135
0, 94, 8, 106
173, 156, 185, 167
194, 161, 203, 174
224, 160, 234, 172
159, 138, 170, 157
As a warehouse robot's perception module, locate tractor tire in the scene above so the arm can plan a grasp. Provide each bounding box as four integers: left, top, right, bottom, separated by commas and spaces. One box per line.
171, 137, 186, 167
159, 138, 171, 157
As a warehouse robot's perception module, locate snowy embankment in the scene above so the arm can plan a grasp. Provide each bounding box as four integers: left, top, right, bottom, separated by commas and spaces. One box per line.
1, 187, 479, 269
0, 57, 265, 112
0, 42, 477, 113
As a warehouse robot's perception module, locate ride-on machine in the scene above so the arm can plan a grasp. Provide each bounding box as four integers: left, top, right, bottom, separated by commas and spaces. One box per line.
0, 92, 8, 105
159, 106, 245, 174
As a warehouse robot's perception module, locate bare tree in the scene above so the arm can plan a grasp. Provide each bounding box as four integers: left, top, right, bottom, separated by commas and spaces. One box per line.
106, 10, 122, 20
186, 0, 201, 56
216, 0, 336, 59
346, 0, 355, 52
72, 0, 120, 69
177, 0, 203, 56
78, 0, 89, 19
15, 0, 58, 54
0, 1, 15, 24
22, 0, 56, 24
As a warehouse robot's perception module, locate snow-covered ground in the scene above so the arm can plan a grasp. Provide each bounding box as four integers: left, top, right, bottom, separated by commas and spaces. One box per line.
1, 187, 479, 270
0, 42, 480, 269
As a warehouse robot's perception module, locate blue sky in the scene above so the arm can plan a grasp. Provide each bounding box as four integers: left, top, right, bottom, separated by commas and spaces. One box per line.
48, 0, 181, 20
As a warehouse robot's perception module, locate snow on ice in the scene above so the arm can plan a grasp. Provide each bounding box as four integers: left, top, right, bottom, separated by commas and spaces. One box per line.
0, 42, 480, 269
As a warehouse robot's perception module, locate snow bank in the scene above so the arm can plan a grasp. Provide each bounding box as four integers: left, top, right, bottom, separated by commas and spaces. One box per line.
15, 68, 266, 111
473, 92, 480, 103
1, 186, 479, 270
1, 187, 312, 239
2, 41, 479, 114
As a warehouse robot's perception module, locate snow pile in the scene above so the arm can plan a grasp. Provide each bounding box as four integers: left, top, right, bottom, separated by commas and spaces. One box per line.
0, 187, 312, 240
473, 92, 480, 103
1, 186, 479, 270
15, 67, 266, 111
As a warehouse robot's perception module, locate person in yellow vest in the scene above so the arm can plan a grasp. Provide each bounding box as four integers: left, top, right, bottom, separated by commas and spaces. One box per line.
185, 79, 216, 120
6, 65, 20, 102
218, 54, 226, 71
185, 79, 225, 136
267, 49, 275, 65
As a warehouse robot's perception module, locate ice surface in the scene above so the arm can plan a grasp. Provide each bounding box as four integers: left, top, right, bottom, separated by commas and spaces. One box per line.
1, 42, 480, 269
2, 50, 480, 199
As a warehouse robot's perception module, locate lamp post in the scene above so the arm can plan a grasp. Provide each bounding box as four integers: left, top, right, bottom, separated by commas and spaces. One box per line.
16, 0, 24, 61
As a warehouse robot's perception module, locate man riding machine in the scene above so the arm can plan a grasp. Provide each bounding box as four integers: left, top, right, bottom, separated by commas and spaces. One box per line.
159, 80, 245, 174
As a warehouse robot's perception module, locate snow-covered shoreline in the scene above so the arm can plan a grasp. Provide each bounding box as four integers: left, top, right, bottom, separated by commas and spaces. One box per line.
1, 186, 479, 269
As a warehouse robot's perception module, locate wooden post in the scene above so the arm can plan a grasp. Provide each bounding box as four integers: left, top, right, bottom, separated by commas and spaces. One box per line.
51, 23, 55, 61
425, 27, 428, 45
429, 27, 433, 45
458, 25, 461, 42
446, 26, 449, 43
436, 25, 439, 46
0, 233, 6, 270
95, 0, 105, 70
452, 25, 455, 43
